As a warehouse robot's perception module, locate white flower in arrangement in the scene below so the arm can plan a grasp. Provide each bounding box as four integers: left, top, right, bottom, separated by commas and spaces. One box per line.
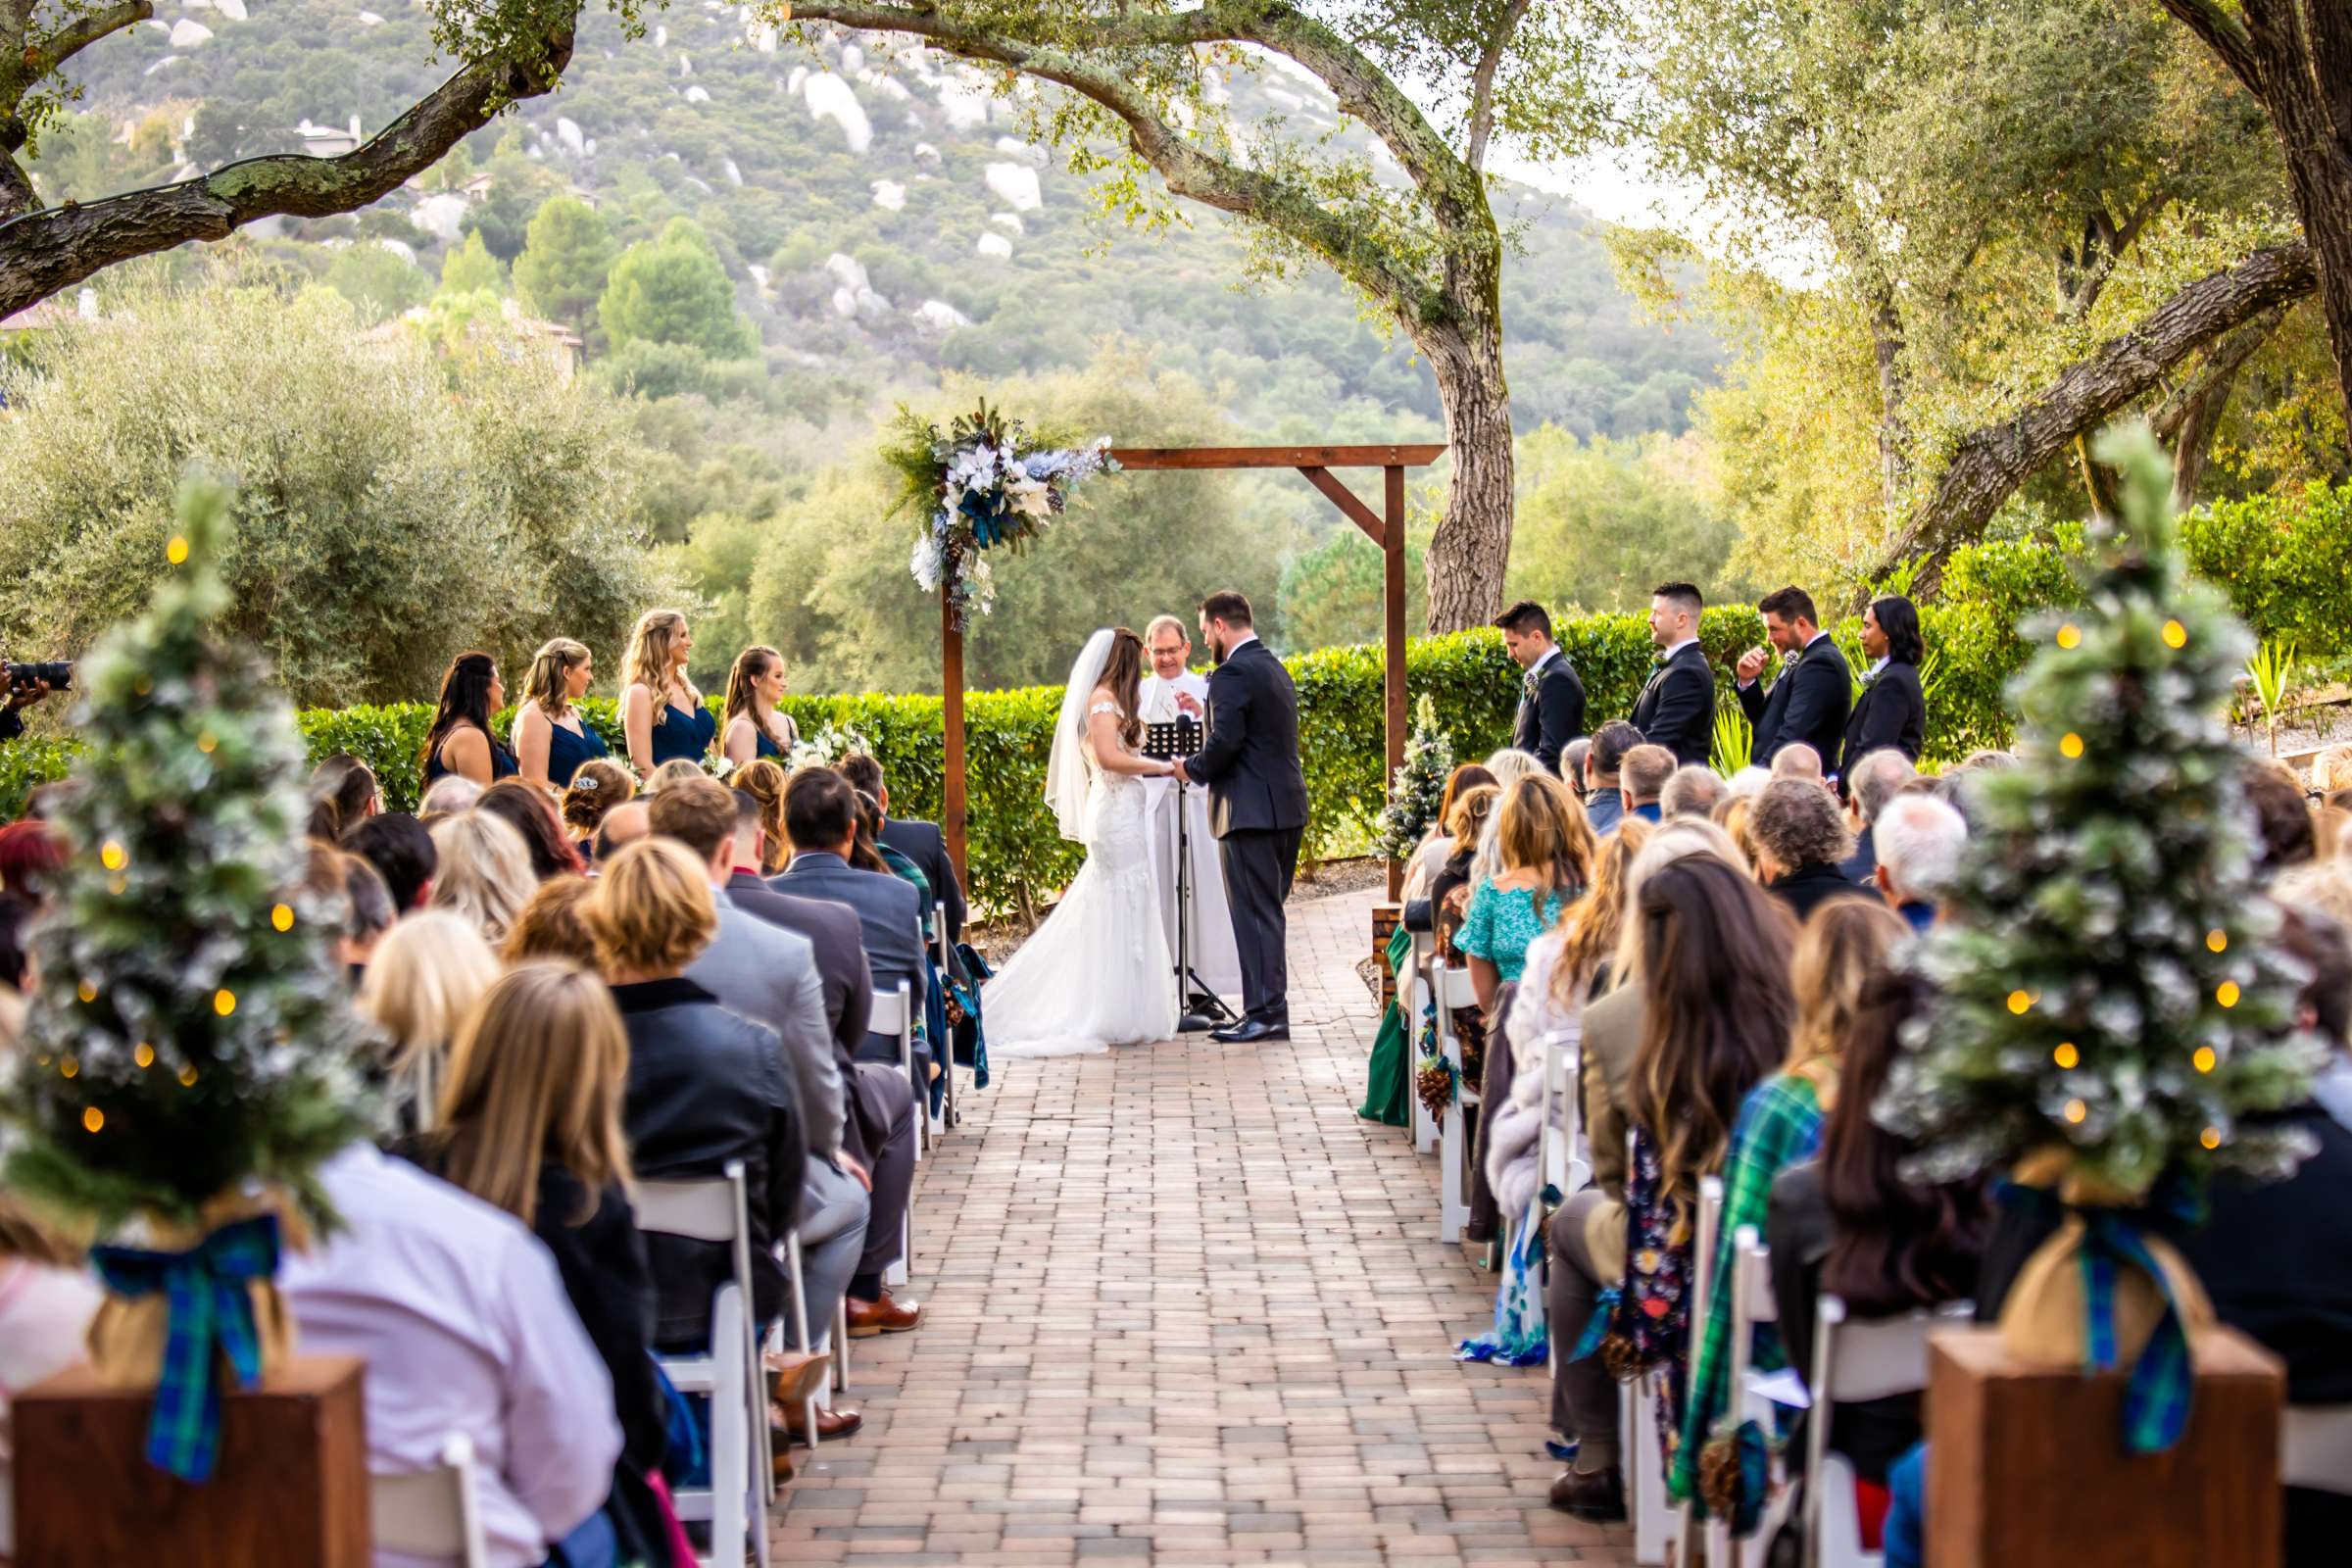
1005, 471, 1052, 518
909, 528, 945, 591
701, 754, 737, 784
787, 722, 876, 772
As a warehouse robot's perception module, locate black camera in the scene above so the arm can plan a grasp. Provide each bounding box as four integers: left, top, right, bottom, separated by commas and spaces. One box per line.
8, 662, 70, 692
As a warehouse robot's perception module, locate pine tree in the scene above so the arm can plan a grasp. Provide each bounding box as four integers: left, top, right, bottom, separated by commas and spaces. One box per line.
514, 196, 616, 335
1375, 695, 1456, 862
0, 477, 376, 1233
1880, 426, 2322, 1202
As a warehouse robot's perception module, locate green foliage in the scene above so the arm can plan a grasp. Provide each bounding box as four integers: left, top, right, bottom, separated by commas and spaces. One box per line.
2244, 638, 2296, 755
599, 219, 756, 359
1880, 427, 2323, 1202
0, 274, 671, 710
460, 154, 563, 262
1710, 708, 1752, 779
1276, 520, 1428, 652
514, 196, 616, 332
1506, 425, 1751, 612
439, 230, 508, 297
2181, 481, 2352, 658
323, 243, 433, 324
0, 479, 376, 1234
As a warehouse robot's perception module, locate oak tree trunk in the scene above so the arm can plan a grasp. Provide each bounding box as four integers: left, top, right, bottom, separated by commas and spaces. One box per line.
1418, 315, 1514, 634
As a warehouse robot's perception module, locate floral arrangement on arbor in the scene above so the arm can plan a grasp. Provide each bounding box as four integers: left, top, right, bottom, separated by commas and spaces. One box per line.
1879, 425, 2322, 1451
0, 476, 377, 1480
887, 398, 1116, 625
1375, 695, 1454, 860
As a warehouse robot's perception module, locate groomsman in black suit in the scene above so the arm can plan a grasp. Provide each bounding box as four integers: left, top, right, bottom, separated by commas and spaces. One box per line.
1175, 590, 1309, 1045
1630, 581, 1717, 766
1494, 601, 1587, 772
1734, 586, 1853, 775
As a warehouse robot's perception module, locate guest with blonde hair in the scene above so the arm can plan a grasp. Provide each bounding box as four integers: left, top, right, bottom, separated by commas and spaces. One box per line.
504, 876, 601, 965
619, 610, 714, 775
513, 637, 611, 790
405, 960, 669, 1564
354, 909, 501, 1132
2311, 744, 2352, 797
644, 759, 710, 795
721, 645, 800, 766
428, 810, 536, 945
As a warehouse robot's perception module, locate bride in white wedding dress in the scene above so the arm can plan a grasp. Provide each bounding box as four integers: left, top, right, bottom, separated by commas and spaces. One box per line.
985, 627, 1182, 1057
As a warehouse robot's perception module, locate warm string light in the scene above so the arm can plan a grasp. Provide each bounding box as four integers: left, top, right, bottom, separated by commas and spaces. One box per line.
82, 1107, 104, 1133
2206, 929, 2229, 953
270, 904, 295, 933
2056, 623, 2082, 649
213, 989, 237, 1017
2216, 981, 2241, 1008
2162, 620, 2187, 649
2006, 990, 2033, 1015
99, 841, 127, 871
2064, 1099, 2088, 1124
134, 1043, 155, 1069
2192, 1047, 2217, 1073
2200, 1127, 2222, 1150
2059, 732, 2085, 759
166, 535, 189, 565
2053, 1043, 2080, 1069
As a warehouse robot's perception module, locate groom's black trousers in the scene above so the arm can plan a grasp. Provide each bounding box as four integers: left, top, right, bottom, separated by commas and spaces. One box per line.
1218, 825, 1303, 1025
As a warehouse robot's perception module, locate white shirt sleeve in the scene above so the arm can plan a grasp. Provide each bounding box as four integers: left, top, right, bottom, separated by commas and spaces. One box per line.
496, 1235, 622, 1546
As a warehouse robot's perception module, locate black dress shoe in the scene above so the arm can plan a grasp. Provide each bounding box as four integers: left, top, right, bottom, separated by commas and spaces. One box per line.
1212, 1018, 1290, 1044
1548, 1465, 1626, 1520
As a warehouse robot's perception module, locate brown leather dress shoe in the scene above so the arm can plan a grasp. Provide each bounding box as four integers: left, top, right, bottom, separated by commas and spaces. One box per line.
764, 1349, 831, 1406
783, 1403, 864, 1441
1548, 1465, 1626, 1520
844, 1291, 921, 1338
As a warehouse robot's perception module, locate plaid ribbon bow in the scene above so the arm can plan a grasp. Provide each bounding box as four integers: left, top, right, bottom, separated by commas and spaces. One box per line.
90, 1213, 281, 1482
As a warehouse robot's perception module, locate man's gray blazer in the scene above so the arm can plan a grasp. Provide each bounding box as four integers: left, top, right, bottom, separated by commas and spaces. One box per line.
688, 892, 846, 1157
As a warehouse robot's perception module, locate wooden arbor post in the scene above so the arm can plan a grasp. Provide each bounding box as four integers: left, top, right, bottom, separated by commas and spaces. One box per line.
938, 443, 1446, 902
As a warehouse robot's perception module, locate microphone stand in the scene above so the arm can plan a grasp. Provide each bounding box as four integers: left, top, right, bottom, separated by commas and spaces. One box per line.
1144, 714, 1237, 1033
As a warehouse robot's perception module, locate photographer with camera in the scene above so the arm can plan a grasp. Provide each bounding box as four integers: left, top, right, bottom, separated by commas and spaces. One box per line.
0, 661, 67, 743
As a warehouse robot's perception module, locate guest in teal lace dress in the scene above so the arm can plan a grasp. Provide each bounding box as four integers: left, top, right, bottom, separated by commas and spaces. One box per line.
1456, 774, 1596, 1007
720, 645, 800, 767
619, 611, 714, 774
513, 637, 612, 790
421, 652, 518, 790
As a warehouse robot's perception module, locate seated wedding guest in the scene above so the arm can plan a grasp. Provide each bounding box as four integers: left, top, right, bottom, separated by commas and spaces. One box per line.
1751, 777, 1868, 919
1771, 741, 1825, 785
478, 777, 586, 882
775, 766, 930, 1073
402, 962, 670, 1564
733, 759, 794, 875
1714, 793, 1759, 868
644, 759, 709, 796
429, 809, 536, 945
513, 637, 611, 791
654, 776, 905, 1407
1458, 774, 1593, 1014
1549, 853, 1796, 1519
841, 754, 966, 944
1661, 763, 1726, 821
1618, 743, 1675, 826
1674, 900, 1905, 1508
343, 811, 436, 913
418, 773, 484, 820
2244, 755, 2317, 875
309, 755, 381, 839
1767, 970, 1988, 1540
848, 782, 932, 941
0, 1209, 100, 1561
1429, 784, 1501, 958
1726, 764, 1773, 800
582, 839, 808, 1352
2275, 889, 2352, 1134
725, 790, 874, 1059
593, 800, 650, 865
1562, 737, 1592, 797
1841, 593, 1927, 770
323, 850, 395, 979
1403, 762, 1498, 902
504, 876, 600, 965
0, 892, 35, 1041
1584, 721, 1643, 836
1489, 817, 1654, 1220
1840, 747, 1915, 883
1873, 792, 1969, 931
720, 645, 800, 766
355, 909, 501, 1134
0, 818, 69, 907
279, 1140, 620, 1568
1485, 747, 1543, 795
619, 610, 714, 775
422, 651, 519, 790
563, 759, 639, 858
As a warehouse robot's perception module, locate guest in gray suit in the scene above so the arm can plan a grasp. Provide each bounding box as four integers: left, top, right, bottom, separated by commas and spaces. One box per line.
649, 778, 911, 1406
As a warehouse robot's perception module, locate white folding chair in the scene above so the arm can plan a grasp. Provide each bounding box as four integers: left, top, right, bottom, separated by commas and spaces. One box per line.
1671, 1176, 1723, 1567
781, 1229, 828, 1448
932, 899, 956, 1133
371, 1433, 491, 1568
1631, 1374, 1676, 1565
873, 978, 916, 1290
1801, 1296, 1970, 1568
636, 1161, 773, 1568
2281, 1402, 2352, 1494
1408, 932, 1439, 1153
1702, 1225, 1780, 1568
1536, 1021, 1589, 1200
1433, 960, 1482, 1242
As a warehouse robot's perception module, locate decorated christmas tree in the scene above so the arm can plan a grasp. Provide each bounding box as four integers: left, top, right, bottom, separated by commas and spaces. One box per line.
1881, 425, 2322, 1205
0, 477, 377, 1237
1375, 695, 1455, 862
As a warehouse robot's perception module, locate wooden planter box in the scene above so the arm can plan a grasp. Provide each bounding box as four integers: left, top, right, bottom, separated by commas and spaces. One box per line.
1372, 901, 1402, 1010
13, 1354, 369, 1567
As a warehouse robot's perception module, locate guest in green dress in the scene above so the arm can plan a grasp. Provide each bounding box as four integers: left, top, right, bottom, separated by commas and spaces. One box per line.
1455, 773, 1598, 1009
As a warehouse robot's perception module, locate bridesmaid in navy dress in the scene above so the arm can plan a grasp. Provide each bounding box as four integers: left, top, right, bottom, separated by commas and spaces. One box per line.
720, 645, 800, 768
513, 637, 612, 790
619, 610, 715, 775
421, 652, 518, 790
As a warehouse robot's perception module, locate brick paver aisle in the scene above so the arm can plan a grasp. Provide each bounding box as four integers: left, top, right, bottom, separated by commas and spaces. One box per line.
773, 887, 1635, 1565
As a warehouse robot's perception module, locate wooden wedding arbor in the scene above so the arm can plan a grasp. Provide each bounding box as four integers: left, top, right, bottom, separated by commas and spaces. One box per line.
938, 443, 1447, 898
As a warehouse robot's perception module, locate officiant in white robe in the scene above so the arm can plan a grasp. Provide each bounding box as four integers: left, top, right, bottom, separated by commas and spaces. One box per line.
1138, 616, 1244, 999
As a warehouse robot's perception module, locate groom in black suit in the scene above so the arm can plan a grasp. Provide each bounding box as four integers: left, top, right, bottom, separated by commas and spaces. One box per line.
1174, 590, 1309, 1044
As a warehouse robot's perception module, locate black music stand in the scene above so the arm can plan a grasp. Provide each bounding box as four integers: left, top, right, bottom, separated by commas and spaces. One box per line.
1143, 715, 1237, 1033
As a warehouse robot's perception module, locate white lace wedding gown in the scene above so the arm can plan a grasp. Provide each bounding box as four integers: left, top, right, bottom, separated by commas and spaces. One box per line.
984, 699, 1180, 1057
